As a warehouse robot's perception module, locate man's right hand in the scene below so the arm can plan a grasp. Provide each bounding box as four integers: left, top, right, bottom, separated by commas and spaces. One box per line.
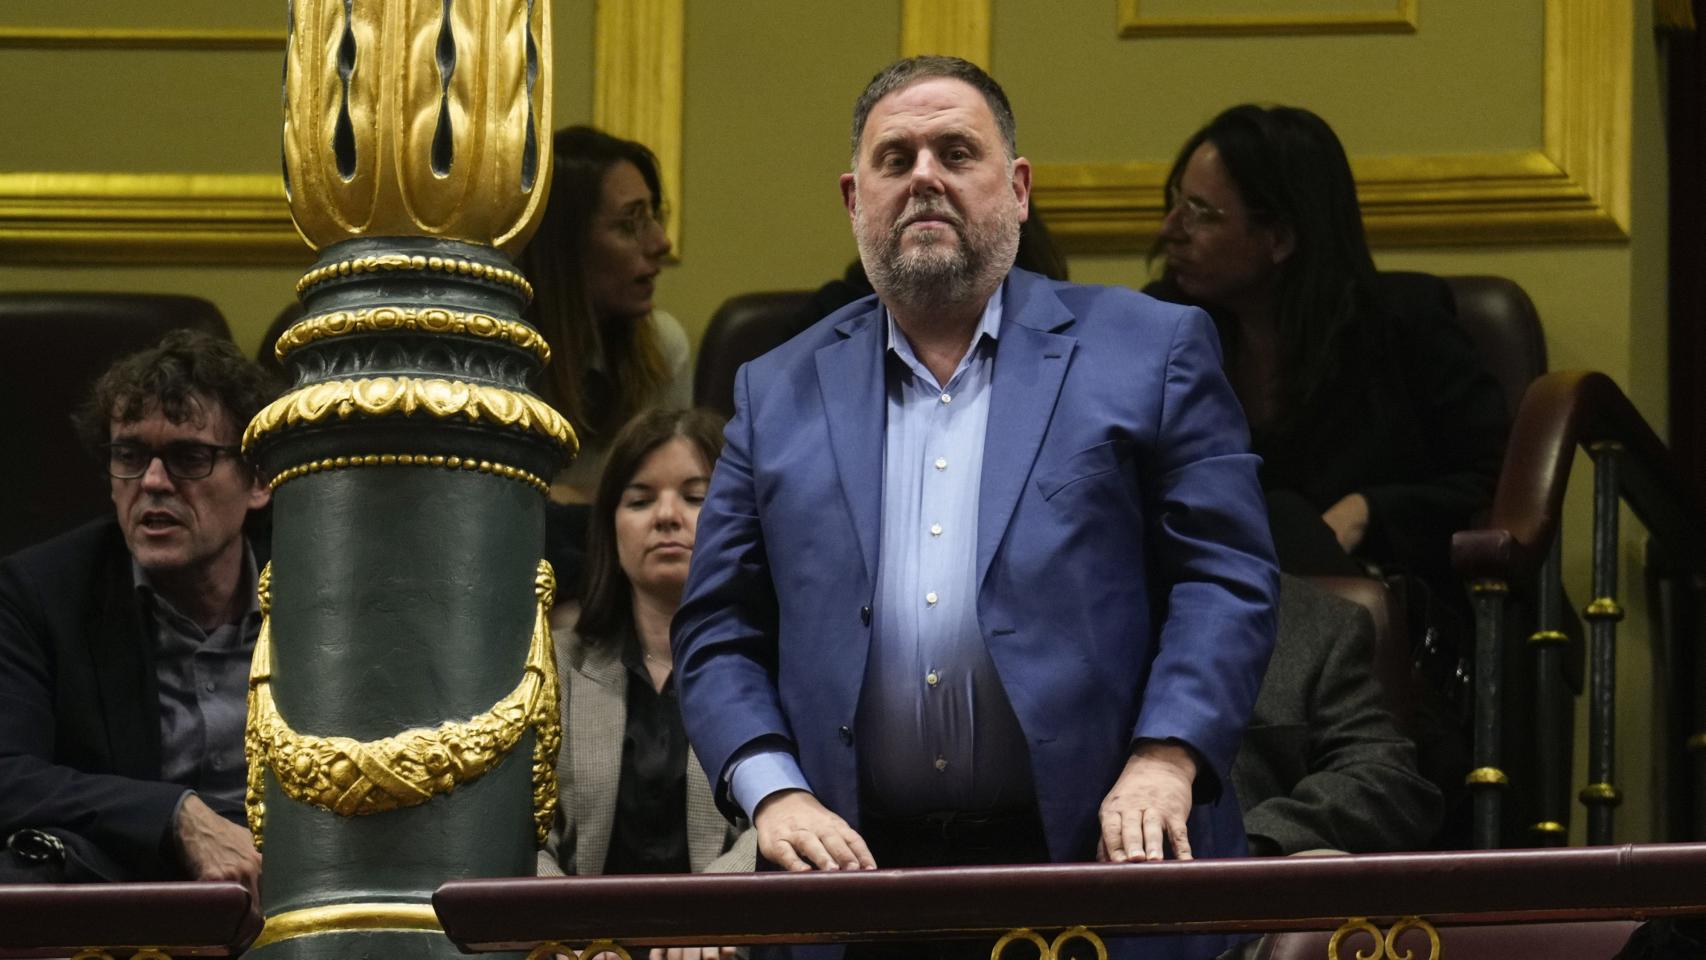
753, 789, 876, 872
175, 793, 262, 896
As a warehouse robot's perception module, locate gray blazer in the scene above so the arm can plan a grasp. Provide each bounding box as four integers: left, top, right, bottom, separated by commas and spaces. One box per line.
539, 606, 756, 876
1231, 575, 1443, 855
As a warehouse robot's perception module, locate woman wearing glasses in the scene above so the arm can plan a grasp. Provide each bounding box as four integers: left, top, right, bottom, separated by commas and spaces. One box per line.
1147, 104, 1506, 599
517, 126, 691, 507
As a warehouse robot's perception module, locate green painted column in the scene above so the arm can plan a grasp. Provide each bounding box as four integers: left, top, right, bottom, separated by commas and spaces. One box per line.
242, 2, 564, 957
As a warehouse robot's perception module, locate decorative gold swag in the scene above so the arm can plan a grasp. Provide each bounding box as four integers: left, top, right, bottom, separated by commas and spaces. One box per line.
244, 560, 561, 848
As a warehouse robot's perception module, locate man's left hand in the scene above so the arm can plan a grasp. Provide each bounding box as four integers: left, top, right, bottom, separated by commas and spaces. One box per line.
1096, 741, 1197, 863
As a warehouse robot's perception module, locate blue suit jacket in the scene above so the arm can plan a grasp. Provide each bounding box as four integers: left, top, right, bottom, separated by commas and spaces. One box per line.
676, 267, 1278, 884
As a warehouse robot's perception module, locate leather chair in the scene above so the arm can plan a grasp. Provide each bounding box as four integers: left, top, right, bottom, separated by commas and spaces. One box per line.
1260, 919, 1640, 960
692, 290, 813, 419
0, 293, 231, 557
1441, 275, 1548, 421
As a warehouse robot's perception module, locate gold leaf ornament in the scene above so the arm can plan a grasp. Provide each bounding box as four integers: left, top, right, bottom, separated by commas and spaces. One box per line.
245, 560, 561, 847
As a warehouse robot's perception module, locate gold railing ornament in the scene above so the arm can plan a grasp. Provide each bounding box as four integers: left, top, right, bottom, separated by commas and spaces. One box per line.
244, 560, 561, 848
282, 0, 553, 254
241, 377, 578, 455
990, 926, 1108, 960
525, 939, 633, 960
1328, 916, 1441, 960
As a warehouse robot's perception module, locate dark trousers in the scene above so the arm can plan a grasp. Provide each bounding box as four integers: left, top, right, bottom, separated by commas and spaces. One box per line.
843, 808, 1050, 960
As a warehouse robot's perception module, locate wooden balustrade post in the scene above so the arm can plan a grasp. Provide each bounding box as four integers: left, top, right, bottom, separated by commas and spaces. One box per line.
1469, 577, 1509, 848
1582, 442, 1625, 845
1529, 536, 1571, 846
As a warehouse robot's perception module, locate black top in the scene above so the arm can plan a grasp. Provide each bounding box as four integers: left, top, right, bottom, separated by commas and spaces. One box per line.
601, 630, 691, 875
1146, 271, 1509, 593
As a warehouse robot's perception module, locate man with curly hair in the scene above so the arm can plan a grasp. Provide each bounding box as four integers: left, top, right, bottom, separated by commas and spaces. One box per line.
0, 329, 277, 892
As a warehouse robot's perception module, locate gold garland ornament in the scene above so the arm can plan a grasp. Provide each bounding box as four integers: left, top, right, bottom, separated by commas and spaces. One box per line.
241, 377, 578, 455
275, 306, 551, 364
244, 560, 561, 848
991, 926, 1108, 960
1327, 916, 1441, 960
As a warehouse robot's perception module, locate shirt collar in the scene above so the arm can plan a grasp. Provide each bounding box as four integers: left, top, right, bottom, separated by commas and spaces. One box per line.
133, 541, 263, 627
882, 283, 1005, 376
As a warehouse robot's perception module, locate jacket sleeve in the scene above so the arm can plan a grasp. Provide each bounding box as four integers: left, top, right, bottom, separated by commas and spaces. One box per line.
1242, 598, 1443, 854
1359, 279, 1508, 578
673, 362, 793, 824
1132, 307, 1281, 803
0, 559, 186, 879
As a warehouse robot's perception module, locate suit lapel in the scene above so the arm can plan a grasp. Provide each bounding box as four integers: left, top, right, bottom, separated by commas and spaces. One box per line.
89, 531, 161, 778
568, 640, 627, 876
977, 274, 1076, 588
814, 306, 887, 584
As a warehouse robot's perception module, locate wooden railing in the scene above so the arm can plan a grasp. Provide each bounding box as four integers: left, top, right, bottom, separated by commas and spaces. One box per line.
1453, 370, 1706, 847
432, 844, 1706, 958
0, 881, 257, 958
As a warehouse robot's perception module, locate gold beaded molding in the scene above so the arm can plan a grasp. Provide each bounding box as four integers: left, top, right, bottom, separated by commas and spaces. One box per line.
296, 253, 535, 302
244, 561, 562, 847
270, 453, 550, 495
1328, 917, 1440, 960
527, 940, 633, 960
275, 306, 551, 364
242, 378, 578, 454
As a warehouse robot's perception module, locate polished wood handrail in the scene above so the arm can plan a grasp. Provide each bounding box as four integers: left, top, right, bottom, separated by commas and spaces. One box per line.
433, 843, 1706, 951
0, 881, 258, 958
1452, 370, 1706, 583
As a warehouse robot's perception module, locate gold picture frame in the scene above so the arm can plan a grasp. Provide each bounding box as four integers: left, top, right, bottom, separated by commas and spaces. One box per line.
1117, 0, 1418, 38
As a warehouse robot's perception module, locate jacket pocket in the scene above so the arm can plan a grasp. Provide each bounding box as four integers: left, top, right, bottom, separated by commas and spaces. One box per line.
1033, 439, 1136, 502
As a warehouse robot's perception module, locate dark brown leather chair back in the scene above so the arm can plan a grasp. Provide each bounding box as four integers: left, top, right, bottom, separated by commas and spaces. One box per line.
0, 293, 231, 557
1442, 275, 1548, 421
1261, 919, 1639, 960
692, 290, 813, 419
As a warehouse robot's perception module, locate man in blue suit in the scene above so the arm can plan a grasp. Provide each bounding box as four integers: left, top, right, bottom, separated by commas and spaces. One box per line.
675, 56, 1278, 957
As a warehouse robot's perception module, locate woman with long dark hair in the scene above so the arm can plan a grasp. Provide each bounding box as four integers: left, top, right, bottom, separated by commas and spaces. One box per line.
539, 407, 753, 896
1149, 104, 1506, 592
516, 126, 692, 505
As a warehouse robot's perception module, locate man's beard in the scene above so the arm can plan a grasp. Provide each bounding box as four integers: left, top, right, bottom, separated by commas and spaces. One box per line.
855, 194, 1020, 313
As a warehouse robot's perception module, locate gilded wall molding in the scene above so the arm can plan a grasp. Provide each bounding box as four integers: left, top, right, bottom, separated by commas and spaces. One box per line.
1118, 0, 1418, 37
0, 26, 285, 50
901, 0, 993, 67
276, 307, 551, 364
1038, 0, 1630, 250
593, 0, 685, 254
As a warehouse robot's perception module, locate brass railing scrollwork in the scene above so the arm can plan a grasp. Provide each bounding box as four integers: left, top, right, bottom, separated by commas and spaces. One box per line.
989, 925, 1108, 960
1327, 917, 1441, 960
244, 560, 562, 848
524, 939, 634, 960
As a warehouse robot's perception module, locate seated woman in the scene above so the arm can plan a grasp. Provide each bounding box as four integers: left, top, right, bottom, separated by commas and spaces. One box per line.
539, 408, 753, 879
516, 126, 692, 506
1147, 104, 1507, 599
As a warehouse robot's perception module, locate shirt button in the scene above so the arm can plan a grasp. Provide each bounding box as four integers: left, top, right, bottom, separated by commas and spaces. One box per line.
926, 671, 939, 687
929, 523, 943, 537
940, 393, 952, 405
860, 605, 872, 626
934, 757, 948, 772
203, 681, 216, 693
839, 725, 854, 745
925, 591, 938, 605
934, 457, 948, 470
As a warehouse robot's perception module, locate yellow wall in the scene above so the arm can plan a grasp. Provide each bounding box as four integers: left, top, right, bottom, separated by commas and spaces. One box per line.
0, 1, 1680, 841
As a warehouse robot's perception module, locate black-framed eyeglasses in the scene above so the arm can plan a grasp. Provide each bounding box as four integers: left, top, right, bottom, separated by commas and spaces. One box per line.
602, 201, 670, 242
101, 441, 244, 480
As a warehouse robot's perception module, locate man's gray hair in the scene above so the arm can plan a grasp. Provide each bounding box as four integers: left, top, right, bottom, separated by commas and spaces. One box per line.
850, 55, 1018, 161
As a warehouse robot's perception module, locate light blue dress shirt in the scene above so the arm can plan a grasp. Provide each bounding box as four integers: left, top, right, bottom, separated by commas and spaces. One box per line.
728, 289, 1033, 820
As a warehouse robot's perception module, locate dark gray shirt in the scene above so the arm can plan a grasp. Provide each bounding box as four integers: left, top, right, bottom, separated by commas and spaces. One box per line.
133, 548, 260, 817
